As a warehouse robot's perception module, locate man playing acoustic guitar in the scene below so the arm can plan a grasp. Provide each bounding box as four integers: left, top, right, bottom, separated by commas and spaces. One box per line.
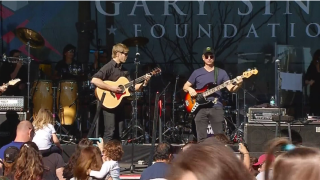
183, 47, 243, 143
91, 43, 150, 143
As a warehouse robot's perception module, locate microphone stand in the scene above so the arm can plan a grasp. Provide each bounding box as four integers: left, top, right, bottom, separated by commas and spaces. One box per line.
275, 59, 283, 138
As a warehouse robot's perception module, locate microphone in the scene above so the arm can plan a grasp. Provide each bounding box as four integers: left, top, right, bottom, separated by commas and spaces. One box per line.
275, 59, 280, 63
136, 53, 140, 58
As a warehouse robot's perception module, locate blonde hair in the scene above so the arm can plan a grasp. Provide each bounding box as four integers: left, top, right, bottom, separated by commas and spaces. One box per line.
112, 43, 129, 59
32, 108, 54, 131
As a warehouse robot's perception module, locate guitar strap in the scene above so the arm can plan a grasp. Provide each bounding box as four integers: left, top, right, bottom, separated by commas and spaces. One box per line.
214, 66, 219, 84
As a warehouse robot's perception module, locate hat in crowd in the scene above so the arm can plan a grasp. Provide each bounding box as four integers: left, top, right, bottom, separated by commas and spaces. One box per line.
4, 146, 20, 163
63, 44, 76, 54
203, 46, 215, 54
253, 154, 275, 166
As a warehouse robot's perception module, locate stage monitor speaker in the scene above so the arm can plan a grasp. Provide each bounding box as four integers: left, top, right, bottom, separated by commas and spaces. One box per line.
244, 123, 320, 152
0, 111, 27, 147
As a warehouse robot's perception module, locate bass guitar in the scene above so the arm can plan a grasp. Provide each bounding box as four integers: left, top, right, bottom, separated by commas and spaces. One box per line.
0, 79, 21, 94
185, 69, 258, 113
95, 67, 161, 109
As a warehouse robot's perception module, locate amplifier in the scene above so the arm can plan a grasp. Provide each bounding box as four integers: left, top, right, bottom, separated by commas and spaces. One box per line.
248, 108, 286, 123
0, 96, 24, 111
244, 123, 320, 152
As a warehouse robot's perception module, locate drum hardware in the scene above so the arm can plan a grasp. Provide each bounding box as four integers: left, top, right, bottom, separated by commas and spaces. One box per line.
172, 75, 179, 127
121, 36, 149, 173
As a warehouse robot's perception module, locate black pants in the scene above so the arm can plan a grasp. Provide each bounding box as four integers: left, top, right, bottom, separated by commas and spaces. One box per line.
40, 145, 62, 157
194, 106, 224, 142
102, 106, 124, 143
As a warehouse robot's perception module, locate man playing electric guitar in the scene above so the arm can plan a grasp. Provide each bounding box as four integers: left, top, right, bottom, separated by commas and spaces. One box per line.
183, 47, 243, 142
91, 43, 150, 143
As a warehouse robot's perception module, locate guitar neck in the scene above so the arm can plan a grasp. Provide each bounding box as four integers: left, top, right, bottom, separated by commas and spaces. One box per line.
125, 75, 147, 88
203, 75, 243, 97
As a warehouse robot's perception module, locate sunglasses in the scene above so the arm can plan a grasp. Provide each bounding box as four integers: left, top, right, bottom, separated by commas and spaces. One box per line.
68, 49, 75, 53
120, 52, 128, 56
204, 54, 214, 59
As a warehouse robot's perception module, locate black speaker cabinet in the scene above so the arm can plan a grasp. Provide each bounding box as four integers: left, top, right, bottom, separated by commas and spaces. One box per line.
244, 123, 320, 152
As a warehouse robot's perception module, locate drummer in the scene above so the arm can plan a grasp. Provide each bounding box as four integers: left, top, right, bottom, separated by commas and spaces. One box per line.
54, 44, 82, 80
0, 49, 27, 96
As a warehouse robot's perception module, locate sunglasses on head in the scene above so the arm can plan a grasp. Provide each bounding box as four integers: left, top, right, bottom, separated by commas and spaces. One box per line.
204, 54, 214, 59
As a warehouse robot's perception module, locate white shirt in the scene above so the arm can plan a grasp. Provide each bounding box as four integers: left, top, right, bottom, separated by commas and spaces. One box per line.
90, 160, 120, 179
32, 123, 56, 150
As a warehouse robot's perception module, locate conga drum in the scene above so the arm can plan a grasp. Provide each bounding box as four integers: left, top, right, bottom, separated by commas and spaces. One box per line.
57, 80, 78, 125
32, 80, 53, 116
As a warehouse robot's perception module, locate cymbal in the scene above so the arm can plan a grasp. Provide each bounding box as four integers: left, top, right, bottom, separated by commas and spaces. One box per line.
122, 37, 149, 47
15, 28, 45, 48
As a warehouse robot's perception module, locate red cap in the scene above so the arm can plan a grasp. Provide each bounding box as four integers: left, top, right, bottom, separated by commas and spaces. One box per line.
253, 154, 275, 166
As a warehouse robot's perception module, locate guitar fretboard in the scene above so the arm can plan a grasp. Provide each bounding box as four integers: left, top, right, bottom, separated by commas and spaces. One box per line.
124, 75, 146, 88
203, 75, 243, 97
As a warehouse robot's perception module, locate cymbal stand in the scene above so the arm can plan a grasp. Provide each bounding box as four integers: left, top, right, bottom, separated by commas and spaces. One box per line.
26, 41, 31, 113
172, 75, 179, 124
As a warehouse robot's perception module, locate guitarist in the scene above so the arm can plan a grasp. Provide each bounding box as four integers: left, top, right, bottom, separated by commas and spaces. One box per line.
0, 50, 26, 96
182, 47, 243, 142
91, 43, 150, 143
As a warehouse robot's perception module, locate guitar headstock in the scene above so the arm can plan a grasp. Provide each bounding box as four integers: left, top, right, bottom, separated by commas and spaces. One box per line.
242, 68, 258, 78
150, 67, 162, 76
8, 79, 21, 85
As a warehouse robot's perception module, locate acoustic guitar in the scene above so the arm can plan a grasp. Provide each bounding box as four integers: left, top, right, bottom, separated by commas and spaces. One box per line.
95, 68, 161, 109
184, 69, 258, 113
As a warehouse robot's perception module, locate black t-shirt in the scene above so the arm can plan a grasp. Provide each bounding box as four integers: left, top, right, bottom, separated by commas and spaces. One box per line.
42, 153, 66, 179
0, 62, 27, 96
55, 60, 82, 80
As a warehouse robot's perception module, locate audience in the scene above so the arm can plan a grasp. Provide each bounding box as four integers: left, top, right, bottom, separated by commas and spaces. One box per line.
140, 142, 173, 180
166, 143, 254, 180
6, 141, 56, 180
265, 137, 320, 180
32, 108, 62, 156
63, 138, 93, 180
88, 140, 123, 180
72, 146, 103, 180
0, 121, 34, 175
253, 154, 275, 180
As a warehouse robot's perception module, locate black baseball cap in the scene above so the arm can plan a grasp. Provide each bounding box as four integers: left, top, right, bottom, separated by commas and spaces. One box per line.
4, 146, 20, 163
203, 47, 214, 55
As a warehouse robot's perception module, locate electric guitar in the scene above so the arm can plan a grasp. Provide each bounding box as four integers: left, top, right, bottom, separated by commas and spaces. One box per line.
184, 69, 258, 113
0, 79, 21, 94
95, 67, 161, 109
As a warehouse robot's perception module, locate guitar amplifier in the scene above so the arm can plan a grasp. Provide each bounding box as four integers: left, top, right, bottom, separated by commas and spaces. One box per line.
0, 96, 24, 111
248, 108, 286, 123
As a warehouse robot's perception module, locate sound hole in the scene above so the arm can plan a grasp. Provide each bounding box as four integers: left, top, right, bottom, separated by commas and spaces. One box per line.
118, 85, 125, 93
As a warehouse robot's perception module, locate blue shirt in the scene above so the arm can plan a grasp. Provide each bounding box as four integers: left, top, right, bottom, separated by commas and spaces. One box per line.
140, 162, 169, 180
0, 141, 24, 160
187, 67, 229, 106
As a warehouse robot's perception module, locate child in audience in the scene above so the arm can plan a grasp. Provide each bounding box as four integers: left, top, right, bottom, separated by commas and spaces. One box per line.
32, 108, 62, 156
88, 140, 124, 180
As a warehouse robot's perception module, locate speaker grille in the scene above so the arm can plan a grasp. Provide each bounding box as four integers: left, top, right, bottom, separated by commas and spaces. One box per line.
244, 123, 320, 152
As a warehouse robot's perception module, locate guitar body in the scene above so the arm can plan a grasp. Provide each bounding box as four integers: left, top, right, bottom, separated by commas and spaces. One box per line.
95, 77, 131, 109
184, 83, 216, 114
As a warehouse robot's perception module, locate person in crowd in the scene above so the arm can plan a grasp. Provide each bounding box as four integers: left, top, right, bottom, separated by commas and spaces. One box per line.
91, 43, 150, 143
0, 121, 34, 161
253, 153, 275, 180
183, 47, 242, 142
140, 142, 174, 180
0, 49, 27, 96
32, 108, 62, 156
42, 152, 65, 180
166, 143, 254, 180
264, 137, 320, 180
305, 49, 320, 115
63, 138, 93, 180
249, 157, 259, 176
72, 146, 103, 180
180, 141, 196, 152
6, 141, 56, 180
2, 147, 19, 176
88, 140, 123, 180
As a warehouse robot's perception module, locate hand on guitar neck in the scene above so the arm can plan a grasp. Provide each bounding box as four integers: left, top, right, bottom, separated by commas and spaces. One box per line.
0, 84, 7, 93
